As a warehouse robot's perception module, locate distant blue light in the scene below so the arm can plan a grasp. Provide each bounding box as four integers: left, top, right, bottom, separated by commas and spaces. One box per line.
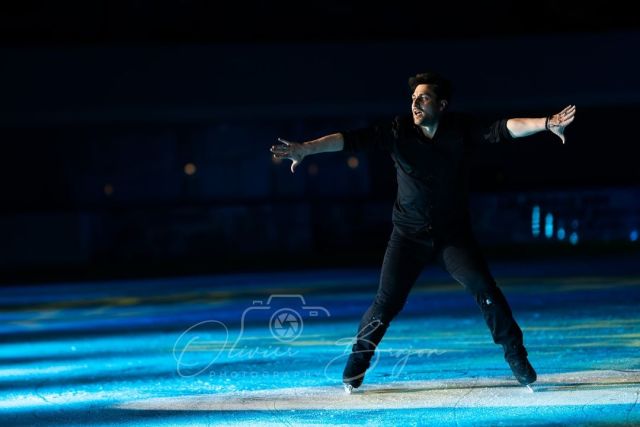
544, 213, 554, 239
631, 230, 638, 242
531, 205, 540, 237
557, 227, 566, 240
569, 232, 579, 245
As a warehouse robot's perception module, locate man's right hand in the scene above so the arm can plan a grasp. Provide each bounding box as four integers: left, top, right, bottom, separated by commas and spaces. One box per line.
270, 138, 306, 173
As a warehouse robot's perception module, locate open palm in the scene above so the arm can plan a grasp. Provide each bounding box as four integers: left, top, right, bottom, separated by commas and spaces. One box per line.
270, 138, 306, 173
548, 105, 576, 144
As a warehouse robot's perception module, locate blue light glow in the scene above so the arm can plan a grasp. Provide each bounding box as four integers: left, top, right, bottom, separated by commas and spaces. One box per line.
557, 227, 566, 240
545, 213, 554, 239
631, 230, 638, 242
570, 232, 579, 245
531, 205, 541, 237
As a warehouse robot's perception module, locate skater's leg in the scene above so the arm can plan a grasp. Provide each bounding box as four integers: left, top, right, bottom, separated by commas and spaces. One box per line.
343, 228, 433, 388
436, 234, 536, 384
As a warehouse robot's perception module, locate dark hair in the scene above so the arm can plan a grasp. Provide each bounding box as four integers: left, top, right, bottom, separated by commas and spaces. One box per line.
408, 72, 453, 102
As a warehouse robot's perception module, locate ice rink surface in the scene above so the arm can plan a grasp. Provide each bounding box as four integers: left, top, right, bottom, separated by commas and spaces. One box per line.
1, 256, 639, 426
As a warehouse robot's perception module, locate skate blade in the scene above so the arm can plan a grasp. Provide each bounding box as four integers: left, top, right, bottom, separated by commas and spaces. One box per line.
343, 383, 354, 394
525, 384, 534, 393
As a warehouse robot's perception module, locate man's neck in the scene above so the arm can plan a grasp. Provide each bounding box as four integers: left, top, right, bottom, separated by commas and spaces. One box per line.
419, 122, 439, 139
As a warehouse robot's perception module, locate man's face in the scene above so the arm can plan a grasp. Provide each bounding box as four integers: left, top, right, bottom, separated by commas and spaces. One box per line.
411, 84, 447, 126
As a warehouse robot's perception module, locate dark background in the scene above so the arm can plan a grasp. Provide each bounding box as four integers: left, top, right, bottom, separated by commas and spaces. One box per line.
1, 1, 639, 284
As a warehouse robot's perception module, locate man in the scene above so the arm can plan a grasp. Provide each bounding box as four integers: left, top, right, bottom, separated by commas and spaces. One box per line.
270, 72, 575, 393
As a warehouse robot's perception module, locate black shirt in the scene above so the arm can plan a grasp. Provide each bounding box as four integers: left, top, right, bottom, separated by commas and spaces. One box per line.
341, 112, 514, 238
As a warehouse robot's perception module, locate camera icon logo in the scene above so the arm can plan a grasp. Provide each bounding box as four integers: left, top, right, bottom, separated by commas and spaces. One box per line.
241, 294, 331, 343
269, 308, 303, 342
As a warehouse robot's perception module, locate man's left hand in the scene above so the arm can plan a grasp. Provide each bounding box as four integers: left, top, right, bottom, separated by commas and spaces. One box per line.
548, 104, 576, 144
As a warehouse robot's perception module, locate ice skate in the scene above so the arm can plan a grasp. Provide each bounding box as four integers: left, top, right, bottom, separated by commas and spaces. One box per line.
342, 353, 368, 393
343, 383, 355, 394
506, 353, 537, 386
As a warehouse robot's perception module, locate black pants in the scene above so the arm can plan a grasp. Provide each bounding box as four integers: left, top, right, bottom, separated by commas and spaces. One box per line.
344, 226, 526, 382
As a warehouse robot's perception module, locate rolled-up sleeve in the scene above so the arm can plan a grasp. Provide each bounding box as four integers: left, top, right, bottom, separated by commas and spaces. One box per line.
341, 117, 399, 153
462, 113, 515, 145
481, 119, 516, 144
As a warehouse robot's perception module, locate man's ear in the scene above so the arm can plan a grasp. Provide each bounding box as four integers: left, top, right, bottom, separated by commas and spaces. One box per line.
439, 99, 448, 111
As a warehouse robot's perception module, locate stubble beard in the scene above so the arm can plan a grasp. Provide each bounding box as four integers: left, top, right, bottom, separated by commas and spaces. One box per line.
413, 112, 437, 127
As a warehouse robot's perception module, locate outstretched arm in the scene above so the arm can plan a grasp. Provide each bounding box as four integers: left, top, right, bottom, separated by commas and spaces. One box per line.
506, 105, 576, 144
270, 133, 344, 173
